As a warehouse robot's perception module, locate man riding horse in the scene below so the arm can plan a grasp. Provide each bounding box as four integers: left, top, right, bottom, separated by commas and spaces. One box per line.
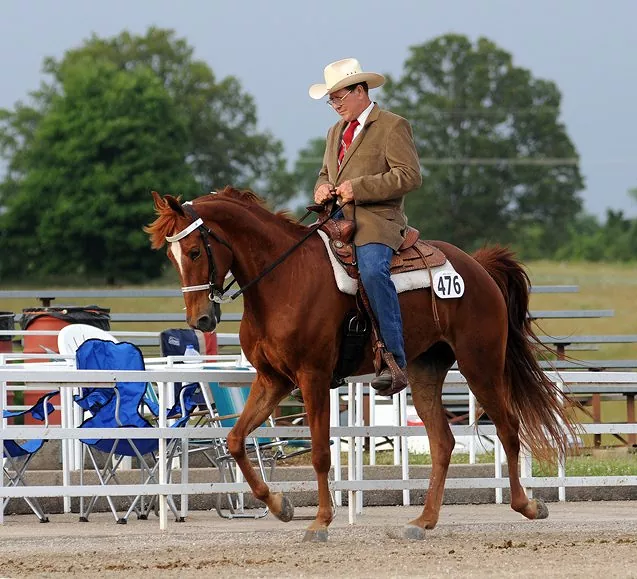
145, 57, 576, 543
310, 57, 422, 393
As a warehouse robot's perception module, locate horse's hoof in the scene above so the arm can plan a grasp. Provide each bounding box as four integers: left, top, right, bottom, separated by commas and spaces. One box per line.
534, 499, 549, 520
274, 495, 295, 523
303, 529, 328, 542
403, 524, 425, 540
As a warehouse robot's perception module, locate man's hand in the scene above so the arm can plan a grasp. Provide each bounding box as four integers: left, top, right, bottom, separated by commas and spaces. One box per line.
314, 183, 335, 204
335, 180, 354, 204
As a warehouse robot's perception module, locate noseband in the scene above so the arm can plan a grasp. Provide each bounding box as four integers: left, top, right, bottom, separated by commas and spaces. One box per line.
165, 202, 235, 304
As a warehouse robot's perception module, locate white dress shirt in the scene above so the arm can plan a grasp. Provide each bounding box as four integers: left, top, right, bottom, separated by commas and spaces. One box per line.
352, 101, 375, 142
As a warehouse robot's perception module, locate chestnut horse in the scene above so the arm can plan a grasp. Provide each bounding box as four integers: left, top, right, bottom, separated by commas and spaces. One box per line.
145, 187, 576, 542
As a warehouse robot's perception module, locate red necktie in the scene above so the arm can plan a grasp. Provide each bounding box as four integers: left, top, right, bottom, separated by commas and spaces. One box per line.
338, 120, 359, 168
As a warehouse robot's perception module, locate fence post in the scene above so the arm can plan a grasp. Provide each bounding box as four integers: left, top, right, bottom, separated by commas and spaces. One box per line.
557, 377, 567, 502
60, 382, 72, 514
355, 381, 364, 514
158, 381, 168, 531
393, 396, 400, 466
369, 387, 376, 466
520, 447, 533, 499
329, 389, 342, 506
399, 389, 409, 506
347, 381, 356, 524
494, 439, 503, 504
627, 394, 636, 446
469, 390, 476, 464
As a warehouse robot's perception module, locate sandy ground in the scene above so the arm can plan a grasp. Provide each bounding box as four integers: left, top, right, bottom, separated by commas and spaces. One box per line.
0, 501, 635, 578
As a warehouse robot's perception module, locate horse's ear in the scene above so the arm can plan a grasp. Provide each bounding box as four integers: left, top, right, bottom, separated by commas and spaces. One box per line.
151, 191, 164, 210
151, 191, 186, 217
165, 194, 186, 217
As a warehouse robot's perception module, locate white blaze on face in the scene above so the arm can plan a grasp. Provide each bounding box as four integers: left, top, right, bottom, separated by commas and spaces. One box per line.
170, 241, 185, 276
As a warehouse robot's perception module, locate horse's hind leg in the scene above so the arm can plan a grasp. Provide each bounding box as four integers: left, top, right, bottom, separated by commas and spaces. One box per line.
459, 355, 548, 521
404, 343, 456, 540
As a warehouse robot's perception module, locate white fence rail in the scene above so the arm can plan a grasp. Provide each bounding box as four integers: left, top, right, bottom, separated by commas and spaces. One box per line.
1, 365, 636, 529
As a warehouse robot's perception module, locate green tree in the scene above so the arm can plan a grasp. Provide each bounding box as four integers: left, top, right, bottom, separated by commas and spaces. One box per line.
0, 58, 197, 283
377, 34, 584, 253
40, 27, 291, 205
556, 209, 637, 262
552, 213, 605, 261
0, 27, 294, 282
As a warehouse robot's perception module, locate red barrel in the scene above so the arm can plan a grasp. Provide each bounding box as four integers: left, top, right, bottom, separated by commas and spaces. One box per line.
0, 312, 16, 422
20, 306, 111, 424
407, 415, 424, 427
0, 311, 14, 354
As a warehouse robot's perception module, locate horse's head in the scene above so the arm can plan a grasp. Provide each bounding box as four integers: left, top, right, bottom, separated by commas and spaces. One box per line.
145, 192, 230, 332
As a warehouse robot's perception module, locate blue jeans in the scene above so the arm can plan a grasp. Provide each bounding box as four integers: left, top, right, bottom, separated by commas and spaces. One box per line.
356, 243, 406, 368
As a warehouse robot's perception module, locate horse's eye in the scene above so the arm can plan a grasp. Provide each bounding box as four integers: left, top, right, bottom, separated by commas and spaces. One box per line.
189, 249, 201, 261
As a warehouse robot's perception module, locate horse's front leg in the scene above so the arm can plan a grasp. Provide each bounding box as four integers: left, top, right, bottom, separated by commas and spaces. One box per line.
296, 369, 334, 543
224, 374, 294, 521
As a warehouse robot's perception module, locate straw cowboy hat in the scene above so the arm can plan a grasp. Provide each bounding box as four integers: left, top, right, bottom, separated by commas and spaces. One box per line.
309, 58, 385, 99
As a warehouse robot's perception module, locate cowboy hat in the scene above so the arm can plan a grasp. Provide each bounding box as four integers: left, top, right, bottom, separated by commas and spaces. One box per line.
309, 58, 385, 100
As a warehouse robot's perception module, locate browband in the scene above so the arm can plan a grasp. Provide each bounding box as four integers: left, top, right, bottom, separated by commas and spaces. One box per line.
166, 218, 203, 242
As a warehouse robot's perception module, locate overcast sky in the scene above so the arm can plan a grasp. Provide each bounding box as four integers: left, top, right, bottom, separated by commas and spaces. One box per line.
1, 0, 635, 217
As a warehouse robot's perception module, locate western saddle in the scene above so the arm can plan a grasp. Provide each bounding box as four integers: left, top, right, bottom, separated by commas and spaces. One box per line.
319, 217, 446, 278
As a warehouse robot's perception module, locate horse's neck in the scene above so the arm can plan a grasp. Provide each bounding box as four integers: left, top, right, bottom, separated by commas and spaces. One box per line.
206, 202, 304, 286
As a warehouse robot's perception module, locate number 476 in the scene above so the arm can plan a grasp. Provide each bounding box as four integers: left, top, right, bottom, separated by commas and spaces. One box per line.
437, 274, 462, 296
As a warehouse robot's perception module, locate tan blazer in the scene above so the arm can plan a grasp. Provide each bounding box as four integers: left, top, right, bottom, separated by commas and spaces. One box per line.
315, 104, 422, 250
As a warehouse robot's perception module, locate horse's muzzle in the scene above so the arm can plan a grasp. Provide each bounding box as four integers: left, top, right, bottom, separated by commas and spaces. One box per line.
189, 301, 220, 333
195, 314, 217, 333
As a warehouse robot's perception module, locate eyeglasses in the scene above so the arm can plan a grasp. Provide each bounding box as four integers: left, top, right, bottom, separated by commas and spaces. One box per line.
326, 89, 352, 108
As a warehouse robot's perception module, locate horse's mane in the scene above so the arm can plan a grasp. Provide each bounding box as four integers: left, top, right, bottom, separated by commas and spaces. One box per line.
144, 186, 307, 249
214, 186, 307, 231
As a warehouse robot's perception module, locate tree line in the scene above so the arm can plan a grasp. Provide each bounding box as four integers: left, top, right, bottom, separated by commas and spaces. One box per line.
0, 28, 634, 284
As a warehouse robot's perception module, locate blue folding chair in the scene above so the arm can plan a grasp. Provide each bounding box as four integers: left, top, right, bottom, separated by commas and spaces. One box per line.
3, 391, 59, 522
74, 339, 190, 524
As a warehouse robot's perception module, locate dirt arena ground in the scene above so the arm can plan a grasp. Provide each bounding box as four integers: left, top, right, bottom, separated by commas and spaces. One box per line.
0, 501, 635, 578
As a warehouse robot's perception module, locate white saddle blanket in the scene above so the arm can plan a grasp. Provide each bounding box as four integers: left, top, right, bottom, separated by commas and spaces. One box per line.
317, 230, 459, 295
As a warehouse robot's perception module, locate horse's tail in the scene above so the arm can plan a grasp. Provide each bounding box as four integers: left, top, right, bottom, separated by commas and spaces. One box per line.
472, 245, 577, 463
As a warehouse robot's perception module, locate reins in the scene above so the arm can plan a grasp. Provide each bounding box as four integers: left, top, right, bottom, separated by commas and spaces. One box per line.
167, 199, 351, 304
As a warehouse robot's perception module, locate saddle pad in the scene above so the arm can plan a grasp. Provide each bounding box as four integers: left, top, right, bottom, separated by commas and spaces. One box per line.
318, 230, 460, 296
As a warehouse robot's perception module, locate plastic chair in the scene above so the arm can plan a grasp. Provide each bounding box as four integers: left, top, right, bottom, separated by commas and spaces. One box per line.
3, 391, 59, 522
57, 324, 117, 357
74, 339, 188, 524
58, 324, 159, 416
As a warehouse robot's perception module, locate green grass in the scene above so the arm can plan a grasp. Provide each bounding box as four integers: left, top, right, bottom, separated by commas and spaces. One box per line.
527, 260, 637, 360
283, 448, 637, 476
533, 451, 637, 477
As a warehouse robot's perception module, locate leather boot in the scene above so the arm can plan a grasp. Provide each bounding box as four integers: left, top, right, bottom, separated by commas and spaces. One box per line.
370, 365, 409, 396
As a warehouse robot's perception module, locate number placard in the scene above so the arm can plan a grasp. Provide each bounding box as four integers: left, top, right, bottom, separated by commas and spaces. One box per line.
432, 271, 465, 299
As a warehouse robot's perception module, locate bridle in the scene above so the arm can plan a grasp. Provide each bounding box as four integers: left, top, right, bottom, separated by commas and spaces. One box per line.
165, 202, 235, 304
166, 199, 350, 304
